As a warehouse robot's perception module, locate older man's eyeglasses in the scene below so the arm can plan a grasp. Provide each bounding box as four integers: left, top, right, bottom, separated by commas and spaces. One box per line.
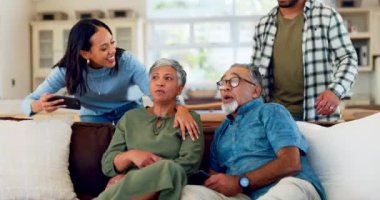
216, 76, 256, 90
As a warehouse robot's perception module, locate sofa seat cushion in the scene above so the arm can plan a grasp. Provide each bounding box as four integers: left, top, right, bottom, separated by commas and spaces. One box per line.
297, 113, 380, 200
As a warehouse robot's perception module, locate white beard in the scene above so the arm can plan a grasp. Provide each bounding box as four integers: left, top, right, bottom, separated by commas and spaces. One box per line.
222, 100, 239, 115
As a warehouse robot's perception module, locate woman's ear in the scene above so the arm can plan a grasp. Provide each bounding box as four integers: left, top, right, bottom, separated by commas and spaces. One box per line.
79, 50, 90, 60
176, 86, 184, 96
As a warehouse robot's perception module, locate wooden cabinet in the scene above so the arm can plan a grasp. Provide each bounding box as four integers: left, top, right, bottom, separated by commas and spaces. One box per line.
31, 18, 144, 90
338, 8, 372, 71
337, 8, 380, 105
371, 9, 380, 56
104, 18, 145, 61
31, 21, 72, 90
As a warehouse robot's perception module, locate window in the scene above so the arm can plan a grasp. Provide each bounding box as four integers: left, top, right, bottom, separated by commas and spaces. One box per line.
147, 0, 277, 91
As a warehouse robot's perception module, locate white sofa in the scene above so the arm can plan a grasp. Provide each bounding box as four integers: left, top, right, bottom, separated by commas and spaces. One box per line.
297, 112, 380, 200
0, 112, 379, 199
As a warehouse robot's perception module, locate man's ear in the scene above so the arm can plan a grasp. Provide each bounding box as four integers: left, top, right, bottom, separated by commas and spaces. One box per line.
252, 85, 262, 99
79, 50, 90, 60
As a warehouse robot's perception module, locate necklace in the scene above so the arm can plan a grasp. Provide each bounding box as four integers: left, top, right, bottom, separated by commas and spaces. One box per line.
89, 69, 107, 95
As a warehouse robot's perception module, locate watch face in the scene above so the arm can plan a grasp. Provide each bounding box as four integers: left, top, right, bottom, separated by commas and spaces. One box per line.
239, 177, 249, 188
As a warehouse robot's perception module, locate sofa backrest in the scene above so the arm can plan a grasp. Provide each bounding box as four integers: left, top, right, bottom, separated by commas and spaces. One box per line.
0, 116, 339, 199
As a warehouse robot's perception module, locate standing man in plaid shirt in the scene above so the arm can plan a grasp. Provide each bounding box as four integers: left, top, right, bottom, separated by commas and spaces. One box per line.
251, 0, 358, 122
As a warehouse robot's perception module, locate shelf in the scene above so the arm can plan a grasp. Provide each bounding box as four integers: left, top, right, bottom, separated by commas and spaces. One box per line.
337, 8, 371, 13
185, 97, 220, 105
357, 66, 372, 72
349, 32, 370, 39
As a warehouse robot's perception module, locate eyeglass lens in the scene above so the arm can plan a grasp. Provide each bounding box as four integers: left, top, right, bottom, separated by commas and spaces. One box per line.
217, 77, 240, 89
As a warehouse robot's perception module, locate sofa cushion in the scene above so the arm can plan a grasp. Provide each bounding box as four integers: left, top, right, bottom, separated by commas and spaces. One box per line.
297, 112, 380, 200
0, 118, 76, 199
69, 122, 114, 198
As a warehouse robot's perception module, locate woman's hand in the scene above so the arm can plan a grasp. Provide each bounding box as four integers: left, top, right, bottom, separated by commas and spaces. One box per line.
128, 150, 161, 168
32, 93, 65, 113
106, 174, 125, 189
204, 174, 242, 196
113, 150, 161, 173
174, 105, 200, 140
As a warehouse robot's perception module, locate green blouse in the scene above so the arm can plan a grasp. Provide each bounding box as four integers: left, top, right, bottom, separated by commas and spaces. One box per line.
101, 107, 204, 177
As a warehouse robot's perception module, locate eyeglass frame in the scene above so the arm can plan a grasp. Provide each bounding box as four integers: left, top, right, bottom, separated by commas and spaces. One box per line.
216, 75, 256, 90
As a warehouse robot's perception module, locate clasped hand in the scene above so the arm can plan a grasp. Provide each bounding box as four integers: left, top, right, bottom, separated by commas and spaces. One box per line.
129, 150, 162, 169
204, 173, 242, 196
108, 150, 161, 189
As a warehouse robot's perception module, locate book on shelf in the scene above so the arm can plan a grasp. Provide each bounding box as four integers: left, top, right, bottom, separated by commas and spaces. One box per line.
354, 45, 368, 66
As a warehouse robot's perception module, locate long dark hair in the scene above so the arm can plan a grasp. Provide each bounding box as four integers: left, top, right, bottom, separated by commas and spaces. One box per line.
54, 18, 125, 95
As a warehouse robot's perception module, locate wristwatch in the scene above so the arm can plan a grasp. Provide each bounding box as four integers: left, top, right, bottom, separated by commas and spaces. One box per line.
239, 176, 250, 193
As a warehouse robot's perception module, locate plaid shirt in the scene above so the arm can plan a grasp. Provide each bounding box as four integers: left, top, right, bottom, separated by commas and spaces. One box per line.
251, 0, 358, 122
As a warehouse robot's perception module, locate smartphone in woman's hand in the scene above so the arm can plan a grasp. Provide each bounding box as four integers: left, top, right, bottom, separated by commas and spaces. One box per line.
48, 95, 81, 110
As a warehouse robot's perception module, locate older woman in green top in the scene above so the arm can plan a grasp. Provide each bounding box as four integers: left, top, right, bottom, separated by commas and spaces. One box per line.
95, 58, 204, 200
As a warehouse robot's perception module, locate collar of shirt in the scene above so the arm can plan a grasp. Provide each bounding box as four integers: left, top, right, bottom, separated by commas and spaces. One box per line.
226, 98, 264, 122
268, 0, 314, 19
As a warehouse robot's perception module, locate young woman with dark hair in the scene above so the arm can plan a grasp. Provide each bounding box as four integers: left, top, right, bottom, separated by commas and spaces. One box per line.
22, 18, 199, 138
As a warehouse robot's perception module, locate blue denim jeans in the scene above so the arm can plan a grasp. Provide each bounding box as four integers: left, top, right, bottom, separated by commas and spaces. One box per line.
80, 101, 142, 124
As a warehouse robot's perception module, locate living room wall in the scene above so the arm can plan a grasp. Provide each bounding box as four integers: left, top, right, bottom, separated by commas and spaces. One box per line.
0, 0, 32, 99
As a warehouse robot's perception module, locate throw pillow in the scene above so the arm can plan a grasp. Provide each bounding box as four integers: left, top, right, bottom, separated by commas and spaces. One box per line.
0, 119, 77, 200
297, 112, 380, 200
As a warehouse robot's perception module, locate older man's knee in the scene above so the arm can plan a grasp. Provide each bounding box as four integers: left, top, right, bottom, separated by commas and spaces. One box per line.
181, 185, 218, 200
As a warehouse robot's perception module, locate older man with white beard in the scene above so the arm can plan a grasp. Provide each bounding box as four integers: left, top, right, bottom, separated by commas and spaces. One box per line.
181, 64, 325, 200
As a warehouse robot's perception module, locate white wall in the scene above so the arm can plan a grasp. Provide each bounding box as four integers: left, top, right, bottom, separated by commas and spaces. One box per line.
0, 14, 2, 98
0, 0, 32, 99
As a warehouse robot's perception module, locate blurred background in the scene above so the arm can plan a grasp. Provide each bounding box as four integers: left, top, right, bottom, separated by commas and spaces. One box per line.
0, 0, 380, 112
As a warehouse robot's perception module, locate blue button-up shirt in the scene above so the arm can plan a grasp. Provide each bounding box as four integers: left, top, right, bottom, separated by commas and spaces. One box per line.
210, 99, 326, 200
